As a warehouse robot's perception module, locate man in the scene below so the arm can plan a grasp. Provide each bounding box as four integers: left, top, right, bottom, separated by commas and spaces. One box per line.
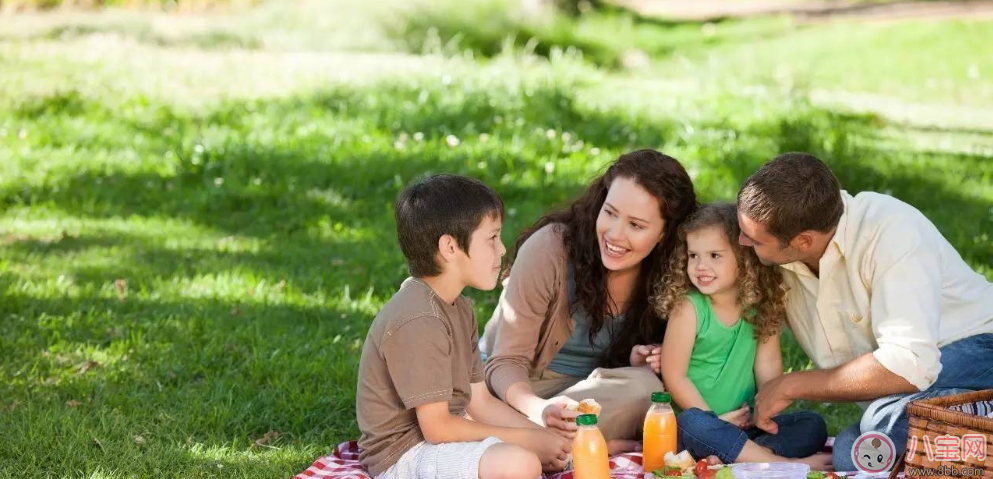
735, 152, 993, 470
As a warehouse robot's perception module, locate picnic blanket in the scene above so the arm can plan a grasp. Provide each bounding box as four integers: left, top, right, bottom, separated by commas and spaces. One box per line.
291, 441, 642, 479
292, 441, 905, 479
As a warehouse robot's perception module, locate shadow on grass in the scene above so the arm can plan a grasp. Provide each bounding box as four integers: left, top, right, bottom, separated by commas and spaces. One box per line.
3, 226, 412, 304
4, 82, 666, 238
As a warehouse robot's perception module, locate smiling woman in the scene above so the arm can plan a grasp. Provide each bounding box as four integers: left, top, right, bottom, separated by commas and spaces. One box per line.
480, 149, 697, 451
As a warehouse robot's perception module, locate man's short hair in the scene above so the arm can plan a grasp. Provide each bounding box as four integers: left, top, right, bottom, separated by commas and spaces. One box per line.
737, 152, 843, 245
395, 174, 504, 277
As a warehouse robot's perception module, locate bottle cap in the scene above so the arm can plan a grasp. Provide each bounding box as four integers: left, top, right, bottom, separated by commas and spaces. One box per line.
576, 414, 598, 426
651, 391, 671, 403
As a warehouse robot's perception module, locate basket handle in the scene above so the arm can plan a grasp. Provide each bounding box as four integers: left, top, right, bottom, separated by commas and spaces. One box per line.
888, 451, 906, 479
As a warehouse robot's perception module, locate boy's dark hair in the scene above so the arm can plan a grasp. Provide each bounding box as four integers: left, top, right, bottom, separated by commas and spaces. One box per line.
737, 152, 843, 246
395, 174, 504, 277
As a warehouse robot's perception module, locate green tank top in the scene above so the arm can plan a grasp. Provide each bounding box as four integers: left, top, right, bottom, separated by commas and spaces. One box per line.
685, 290, 757, 416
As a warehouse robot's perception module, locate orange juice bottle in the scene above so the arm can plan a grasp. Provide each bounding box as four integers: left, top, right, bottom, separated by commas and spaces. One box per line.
573, 413, 610, 479
642, 391, 677, 473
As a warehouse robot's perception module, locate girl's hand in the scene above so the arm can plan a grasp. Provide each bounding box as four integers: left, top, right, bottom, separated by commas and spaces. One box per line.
630, 344, 662, 373
718, 403, 752, 428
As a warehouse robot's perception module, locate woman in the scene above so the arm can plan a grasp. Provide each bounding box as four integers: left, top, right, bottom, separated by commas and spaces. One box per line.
481, 149, 697, 453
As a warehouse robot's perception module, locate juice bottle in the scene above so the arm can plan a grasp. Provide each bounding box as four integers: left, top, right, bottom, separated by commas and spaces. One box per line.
642, 391, 677, 473
572, 413, 610, 479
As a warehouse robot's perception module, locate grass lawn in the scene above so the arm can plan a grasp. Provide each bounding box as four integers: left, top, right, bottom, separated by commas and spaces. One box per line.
1, 0, 991, 477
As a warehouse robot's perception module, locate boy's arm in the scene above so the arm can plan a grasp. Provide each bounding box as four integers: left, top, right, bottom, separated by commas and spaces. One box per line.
659, 299, 709, 411
467, 382, 542, 429
415, 401, 571, 471
754, 332, 783, 389
416, 401, 529, 445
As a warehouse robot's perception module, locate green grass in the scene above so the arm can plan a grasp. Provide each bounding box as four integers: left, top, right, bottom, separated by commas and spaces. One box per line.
651, 19, 993, 108
1, 1, 991, 477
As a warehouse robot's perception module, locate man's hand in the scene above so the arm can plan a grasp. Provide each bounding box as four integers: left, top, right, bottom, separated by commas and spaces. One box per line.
796, 452, 834, 471
630, 344, 662, 374
522, 428, 571, 472
538, 397, 580, 439
718, 404, 752, 428
753, 374, 795, 434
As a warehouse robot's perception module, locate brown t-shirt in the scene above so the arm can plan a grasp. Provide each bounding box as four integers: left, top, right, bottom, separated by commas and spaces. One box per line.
356, 277, 484, 476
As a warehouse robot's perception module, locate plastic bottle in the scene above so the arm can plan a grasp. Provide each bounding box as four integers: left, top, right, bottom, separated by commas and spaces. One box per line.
643, 391, 677, 473
573, 413, 610, 479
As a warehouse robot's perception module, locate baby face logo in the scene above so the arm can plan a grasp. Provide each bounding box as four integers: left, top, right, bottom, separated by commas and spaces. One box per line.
852, 432, 896, 473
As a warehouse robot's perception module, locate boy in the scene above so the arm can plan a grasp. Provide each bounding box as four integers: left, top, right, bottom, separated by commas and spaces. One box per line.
357, 174, 571, 479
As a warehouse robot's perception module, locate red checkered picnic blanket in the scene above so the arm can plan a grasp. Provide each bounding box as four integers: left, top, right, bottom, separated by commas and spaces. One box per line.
291, 441, 643, 479
292, 441, 904, 479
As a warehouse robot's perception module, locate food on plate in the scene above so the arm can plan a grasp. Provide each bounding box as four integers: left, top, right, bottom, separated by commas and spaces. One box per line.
651, 451, 734, 478
648, 452, 838, 479
660, 465, 684, 477
653, 451, 730, 479
653, 464, 734, 479
695, 459, 709, 477
664, 450, 695, 472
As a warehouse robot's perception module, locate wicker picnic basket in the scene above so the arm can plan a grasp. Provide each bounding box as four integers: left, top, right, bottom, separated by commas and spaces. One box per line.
889, 389, 993, 479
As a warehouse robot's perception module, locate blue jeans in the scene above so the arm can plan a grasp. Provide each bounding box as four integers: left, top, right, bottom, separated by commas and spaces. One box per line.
832, 333, 993, 471
677, 408, 828, 464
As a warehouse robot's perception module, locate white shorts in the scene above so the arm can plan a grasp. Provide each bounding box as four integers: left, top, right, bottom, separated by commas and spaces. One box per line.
377, 436, 502, 479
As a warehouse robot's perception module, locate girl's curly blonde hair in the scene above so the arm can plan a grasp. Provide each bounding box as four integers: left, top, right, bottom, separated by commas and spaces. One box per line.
654, 203, 788, 341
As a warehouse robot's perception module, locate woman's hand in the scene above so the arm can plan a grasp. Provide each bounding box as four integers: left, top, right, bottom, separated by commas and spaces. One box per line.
630, 344, 662, 374
538, 397, 580, 439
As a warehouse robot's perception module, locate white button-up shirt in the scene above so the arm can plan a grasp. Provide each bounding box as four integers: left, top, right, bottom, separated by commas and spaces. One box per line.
780, 191, 993, 391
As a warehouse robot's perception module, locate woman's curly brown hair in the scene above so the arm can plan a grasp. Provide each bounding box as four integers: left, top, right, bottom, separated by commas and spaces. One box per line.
505, 149, 697, 367
654, 203, 788, 341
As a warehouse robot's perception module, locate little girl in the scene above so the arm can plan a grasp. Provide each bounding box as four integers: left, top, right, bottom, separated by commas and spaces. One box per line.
655, 203, 830, 468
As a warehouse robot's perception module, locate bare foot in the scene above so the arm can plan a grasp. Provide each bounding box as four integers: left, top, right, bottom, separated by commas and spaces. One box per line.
607, 439, 641, 455
795, 452, 833, 471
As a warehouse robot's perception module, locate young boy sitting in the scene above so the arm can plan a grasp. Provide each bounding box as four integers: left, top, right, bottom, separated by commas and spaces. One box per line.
357, 174, 571, 479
